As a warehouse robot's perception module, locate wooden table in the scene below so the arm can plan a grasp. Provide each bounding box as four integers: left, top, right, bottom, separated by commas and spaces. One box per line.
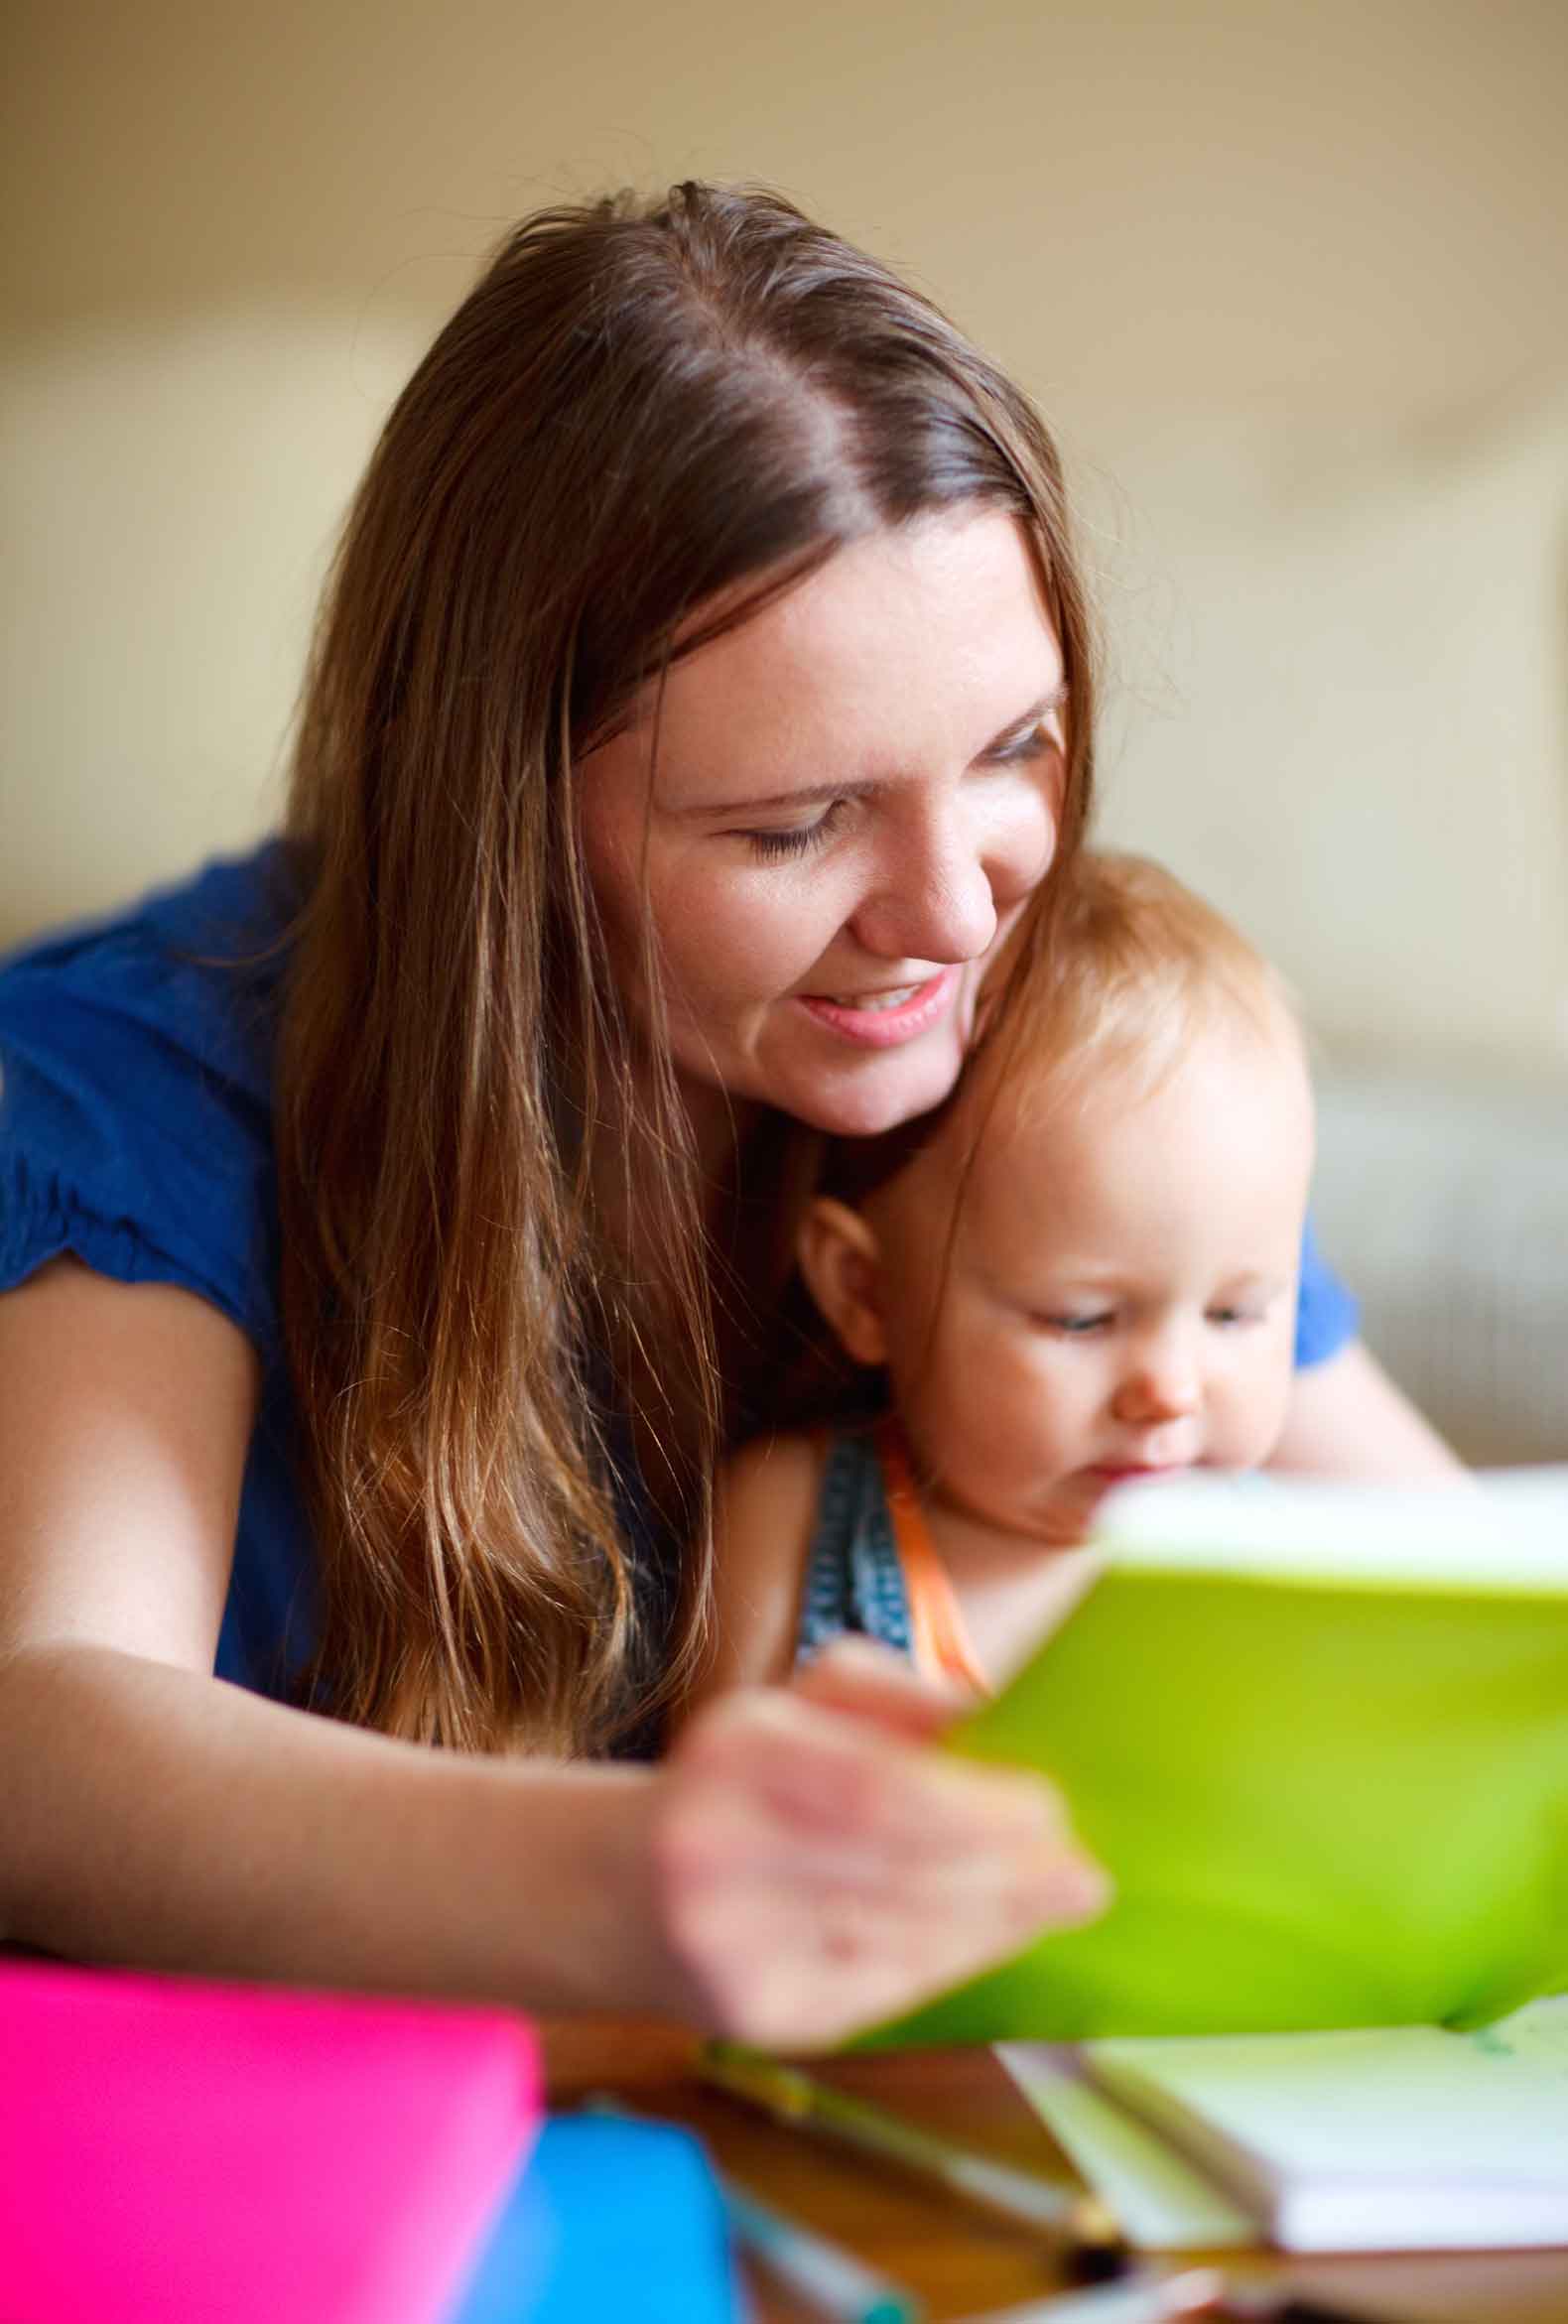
543, 2016, 1568, 2323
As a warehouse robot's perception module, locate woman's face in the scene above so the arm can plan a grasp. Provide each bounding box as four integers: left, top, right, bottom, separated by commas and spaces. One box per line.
578, 508, 1067, 1142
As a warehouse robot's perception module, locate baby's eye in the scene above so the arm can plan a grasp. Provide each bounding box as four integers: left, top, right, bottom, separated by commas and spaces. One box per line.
1207, 1302, 1261, 1328
1039, 1310, 1113, 1337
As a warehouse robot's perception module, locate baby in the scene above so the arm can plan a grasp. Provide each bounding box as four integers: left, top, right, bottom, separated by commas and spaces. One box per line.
703, 850, 1318, 1698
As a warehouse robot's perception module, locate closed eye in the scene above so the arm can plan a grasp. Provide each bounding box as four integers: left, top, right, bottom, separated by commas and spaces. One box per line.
988, 717, 1064, 767
736, 800, 849, 860
985, 687, 1068, 764
1038, 1310, 1113, 1336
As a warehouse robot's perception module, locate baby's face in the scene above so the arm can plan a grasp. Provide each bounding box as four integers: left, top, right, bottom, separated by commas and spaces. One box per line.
867, 1018, 1315, 1547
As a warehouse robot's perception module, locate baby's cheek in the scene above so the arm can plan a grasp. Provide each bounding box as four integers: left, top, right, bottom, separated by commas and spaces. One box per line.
918, 1354, 1012, 1476
974, 1353, 1075, 1474
1224, 1344, 1297, 1465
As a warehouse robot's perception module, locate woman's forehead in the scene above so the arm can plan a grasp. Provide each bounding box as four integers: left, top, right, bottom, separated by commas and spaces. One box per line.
617, 510, 1064, 794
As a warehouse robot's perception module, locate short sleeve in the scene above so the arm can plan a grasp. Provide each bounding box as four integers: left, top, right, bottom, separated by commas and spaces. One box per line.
1294, 1214, 1359, 1369
0, 857, 287, 1357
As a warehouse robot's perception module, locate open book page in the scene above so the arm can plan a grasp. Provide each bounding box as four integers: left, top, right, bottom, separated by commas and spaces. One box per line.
1094, 1465, 1568, 1590
1082, 1997, 1568, 2253
995, 2043, 1253, 2251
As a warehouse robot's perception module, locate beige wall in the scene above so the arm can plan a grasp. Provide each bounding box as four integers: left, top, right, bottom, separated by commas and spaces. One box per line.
5, 0, 1566, 1075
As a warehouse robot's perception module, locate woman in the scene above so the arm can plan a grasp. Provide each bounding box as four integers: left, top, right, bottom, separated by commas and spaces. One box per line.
0, 185, 1455, 2046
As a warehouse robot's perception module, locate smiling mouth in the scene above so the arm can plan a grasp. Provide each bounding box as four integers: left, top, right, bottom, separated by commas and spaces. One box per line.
795, 968, 959, 1047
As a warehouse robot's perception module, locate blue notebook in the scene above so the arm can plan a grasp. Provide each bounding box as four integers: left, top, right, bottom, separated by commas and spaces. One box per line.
453, 2114, 742, 2323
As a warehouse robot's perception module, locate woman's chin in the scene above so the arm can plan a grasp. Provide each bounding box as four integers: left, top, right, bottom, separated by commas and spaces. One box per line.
790, 1053, 965, 1139
675, 1022, 968, 1143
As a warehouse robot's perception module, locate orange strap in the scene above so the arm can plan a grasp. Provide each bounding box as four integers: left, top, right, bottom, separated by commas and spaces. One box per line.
874, 1418, 991, 1697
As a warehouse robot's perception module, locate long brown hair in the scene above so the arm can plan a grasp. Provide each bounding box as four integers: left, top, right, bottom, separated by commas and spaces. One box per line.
276, 182, 1097, 1756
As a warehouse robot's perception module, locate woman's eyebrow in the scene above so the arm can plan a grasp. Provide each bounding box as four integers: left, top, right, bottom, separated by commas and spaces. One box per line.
669, 683, 1069, 819
672, 776, 880, 819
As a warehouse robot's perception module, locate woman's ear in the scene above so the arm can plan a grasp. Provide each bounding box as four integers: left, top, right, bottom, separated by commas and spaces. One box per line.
797, 1198, 890, 1367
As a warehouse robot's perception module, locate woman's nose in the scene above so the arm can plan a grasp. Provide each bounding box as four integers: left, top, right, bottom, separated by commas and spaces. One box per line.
849, 784, 1050, 965
849, 846, 995, 966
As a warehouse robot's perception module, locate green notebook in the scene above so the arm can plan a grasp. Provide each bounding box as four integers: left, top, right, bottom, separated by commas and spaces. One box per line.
855, 1469, 1568, 2050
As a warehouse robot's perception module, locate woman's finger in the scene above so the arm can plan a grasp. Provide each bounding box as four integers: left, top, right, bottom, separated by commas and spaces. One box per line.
790, 1633, 978, 1740
661, 1787, 1105, 2049
655, 1684, 1111, 2046
682, 1683, 1077, 1858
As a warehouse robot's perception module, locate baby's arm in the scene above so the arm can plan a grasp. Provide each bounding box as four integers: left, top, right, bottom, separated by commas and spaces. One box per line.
694, 1432, 826, 1705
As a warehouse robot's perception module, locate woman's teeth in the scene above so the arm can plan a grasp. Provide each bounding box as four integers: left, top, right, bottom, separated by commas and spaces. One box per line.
825, 984, 921, 1010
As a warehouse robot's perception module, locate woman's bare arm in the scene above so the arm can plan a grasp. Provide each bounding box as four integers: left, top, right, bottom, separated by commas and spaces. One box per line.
1269, 1340, 1465, 1481
0, 1259, 675, 2009
0, 1263, 1105, 2044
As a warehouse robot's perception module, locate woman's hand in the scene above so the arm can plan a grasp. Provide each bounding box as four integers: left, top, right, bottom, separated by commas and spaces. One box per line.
647, 1638, 1110, 2050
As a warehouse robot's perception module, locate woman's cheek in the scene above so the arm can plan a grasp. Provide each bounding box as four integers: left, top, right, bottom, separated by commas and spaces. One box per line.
662, 862, 836, 1005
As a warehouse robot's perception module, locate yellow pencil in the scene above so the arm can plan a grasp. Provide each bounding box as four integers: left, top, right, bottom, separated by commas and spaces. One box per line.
698, 2043, 1123, 2255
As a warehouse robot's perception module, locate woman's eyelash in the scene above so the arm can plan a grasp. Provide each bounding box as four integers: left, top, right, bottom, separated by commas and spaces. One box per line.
740, 802, 847, 860
991, 710, 1066, 763
733, 721, 1061, 857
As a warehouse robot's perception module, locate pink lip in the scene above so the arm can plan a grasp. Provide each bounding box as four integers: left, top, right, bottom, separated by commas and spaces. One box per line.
795, 968, 959, 1049
1089, 1465, 1189, 1485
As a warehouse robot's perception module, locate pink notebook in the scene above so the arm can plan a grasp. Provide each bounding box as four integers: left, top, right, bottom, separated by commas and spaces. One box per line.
0, 1957, 542, 2324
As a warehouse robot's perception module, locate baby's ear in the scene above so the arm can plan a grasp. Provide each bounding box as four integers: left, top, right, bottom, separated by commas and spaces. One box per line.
797, 1198, 890, 1367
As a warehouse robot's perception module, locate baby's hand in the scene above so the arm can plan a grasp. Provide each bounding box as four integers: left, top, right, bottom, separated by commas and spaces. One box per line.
649, 1638, 1110, 2050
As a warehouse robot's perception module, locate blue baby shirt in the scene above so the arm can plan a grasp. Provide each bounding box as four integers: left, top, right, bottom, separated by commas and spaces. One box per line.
0, 846, 1359, 1704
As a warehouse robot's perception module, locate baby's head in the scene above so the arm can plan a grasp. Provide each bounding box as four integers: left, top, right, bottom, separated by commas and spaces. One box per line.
799, 852, 1316, 1547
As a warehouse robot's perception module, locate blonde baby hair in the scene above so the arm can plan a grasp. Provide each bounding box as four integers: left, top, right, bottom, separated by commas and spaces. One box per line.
968, 847, 1305, 1133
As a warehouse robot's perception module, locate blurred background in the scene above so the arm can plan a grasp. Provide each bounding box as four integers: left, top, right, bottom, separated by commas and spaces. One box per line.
4, 0, 1566, 1457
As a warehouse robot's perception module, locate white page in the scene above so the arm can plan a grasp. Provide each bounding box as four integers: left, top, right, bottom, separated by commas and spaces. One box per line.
995, 2043, 1253, 2251
1003, 2006, 1568, 2255
1094, 1466, 1568, 1593
1088, 1996, 1568, 2186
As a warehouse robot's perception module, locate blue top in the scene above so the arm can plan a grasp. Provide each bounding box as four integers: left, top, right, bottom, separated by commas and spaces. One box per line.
0, 845, 1360, 1706
0, 846, 311, 1696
